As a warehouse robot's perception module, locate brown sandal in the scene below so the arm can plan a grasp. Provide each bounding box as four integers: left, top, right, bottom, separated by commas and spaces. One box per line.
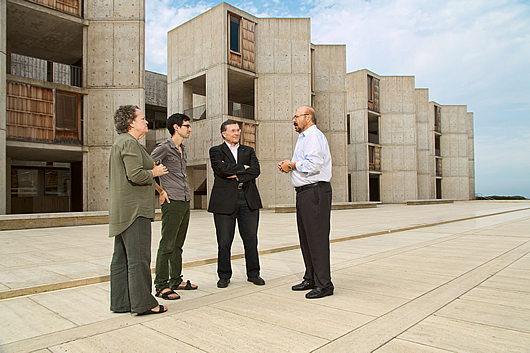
173, 280, 198, 290
155, 288, 180, 300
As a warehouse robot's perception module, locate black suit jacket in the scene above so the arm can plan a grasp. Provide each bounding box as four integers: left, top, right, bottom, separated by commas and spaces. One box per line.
207, 143, 262, 214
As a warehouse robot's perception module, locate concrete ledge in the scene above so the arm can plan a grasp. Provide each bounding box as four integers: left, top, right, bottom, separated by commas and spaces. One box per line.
406, 199, 455, 205
0, 210, 162, 231
275, 202, 377, 213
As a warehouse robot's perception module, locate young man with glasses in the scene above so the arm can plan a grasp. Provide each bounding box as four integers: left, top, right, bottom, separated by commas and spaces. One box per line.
150, 113, 198, 300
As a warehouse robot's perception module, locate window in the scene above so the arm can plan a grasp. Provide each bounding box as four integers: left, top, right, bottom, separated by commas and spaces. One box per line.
367, 75, 374, 102
230, 15, 240, 53
56, 92, 77, 130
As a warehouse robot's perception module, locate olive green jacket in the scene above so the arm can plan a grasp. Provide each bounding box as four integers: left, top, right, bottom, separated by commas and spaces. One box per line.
108, 133, 156, 237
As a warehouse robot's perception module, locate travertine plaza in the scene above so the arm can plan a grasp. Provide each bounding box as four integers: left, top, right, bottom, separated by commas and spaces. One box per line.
1, 1, 474, 215
1, 202, 529, 351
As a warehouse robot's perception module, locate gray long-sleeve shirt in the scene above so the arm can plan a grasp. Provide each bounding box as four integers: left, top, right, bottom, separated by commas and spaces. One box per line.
150, 138, 191, 201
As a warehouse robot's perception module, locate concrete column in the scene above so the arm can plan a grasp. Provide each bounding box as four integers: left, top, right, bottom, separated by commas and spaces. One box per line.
313, 44, 348, 203
0, 0, 6, 214
183, 81, 193, 113
84, 0, 146, 211
379, 76, 418, 203
415, 89, 432, 200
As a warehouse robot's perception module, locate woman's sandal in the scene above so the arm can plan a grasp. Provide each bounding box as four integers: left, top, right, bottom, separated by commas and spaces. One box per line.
155, 288, 180, 300
173, 280, 198, 291
137, 304, 167, 316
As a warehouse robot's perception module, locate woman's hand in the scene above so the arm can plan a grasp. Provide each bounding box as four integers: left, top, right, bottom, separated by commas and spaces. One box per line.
152, 163, 168, 177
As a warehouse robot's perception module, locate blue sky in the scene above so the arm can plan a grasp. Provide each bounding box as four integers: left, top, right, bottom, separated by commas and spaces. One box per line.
145, 0, 530, 198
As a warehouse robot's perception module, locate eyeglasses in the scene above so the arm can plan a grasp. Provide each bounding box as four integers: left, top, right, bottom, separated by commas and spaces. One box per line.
226, 129, 241, 133
181, 124, 191, 129
293, 113, 310, 120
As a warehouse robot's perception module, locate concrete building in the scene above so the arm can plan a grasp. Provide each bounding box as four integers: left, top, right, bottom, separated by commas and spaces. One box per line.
1, 1, 474, 215
346, 70, 475, 203
167, 3, 348, 209
1, 0, 145, 214
166, 3, 474, 209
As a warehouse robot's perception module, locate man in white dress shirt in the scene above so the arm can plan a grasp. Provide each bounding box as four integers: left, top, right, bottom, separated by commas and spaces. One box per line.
278, 106, 334, 299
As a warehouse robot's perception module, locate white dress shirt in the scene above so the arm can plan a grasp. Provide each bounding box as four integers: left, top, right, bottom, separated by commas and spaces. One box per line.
291, 125, 332, 187
225, 141, 239, 163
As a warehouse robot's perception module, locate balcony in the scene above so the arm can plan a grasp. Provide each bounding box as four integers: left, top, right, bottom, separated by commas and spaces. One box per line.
28, 0, 83, 18
229, 101, 254, 120
8, 53, 82, 88
368, 133, 379, 144
184, 104, 206, 121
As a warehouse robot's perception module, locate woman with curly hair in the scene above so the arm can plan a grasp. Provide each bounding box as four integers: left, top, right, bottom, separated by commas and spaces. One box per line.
108, 105, 169, 315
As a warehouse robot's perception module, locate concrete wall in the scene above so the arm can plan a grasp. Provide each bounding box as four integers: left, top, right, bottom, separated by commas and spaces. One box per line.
145, 71, 167, 107
313, 44, 347, 202
255, 17, 312, 207
85, 0, 145, 211
415, 89, 433, 200
440, 105, 470, 200
346, 70, 369, 202
379, 76, 418, 203
0, 0, 6, 213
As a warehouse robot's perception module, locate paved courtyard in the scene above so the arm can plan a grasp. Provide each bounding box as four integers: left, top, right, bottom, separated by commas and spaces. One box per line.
1, 201, 529, 352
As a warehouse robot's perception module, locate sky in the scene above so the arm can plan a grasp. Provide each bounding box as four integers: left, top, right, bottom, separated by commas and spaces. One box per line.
145, 0, 530, 198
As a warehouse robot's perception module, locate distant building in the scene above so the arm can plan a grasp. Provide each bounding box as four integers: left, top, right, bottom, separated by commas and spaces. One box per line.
166, 3, 474, 208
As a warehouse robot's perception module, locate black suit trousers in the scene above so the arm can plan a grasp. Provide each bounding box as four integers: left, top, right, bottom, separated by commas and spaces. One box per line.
296, 182, 334, 290
214, 189, 260, 279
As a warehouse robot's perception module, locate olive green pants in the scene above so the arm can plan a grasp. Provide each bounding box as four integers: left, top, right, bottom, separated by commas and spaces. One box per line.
154, 200, 190, 290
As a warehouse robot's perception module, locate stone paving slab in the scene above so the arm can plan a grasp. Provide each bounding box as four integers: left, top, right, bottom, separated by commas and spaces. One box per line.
0, 201, 530, 352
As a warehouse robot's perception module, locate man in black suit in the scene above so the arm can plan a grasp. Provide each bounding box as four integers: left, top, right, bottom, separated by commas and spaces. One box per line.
208, 119, 265, 288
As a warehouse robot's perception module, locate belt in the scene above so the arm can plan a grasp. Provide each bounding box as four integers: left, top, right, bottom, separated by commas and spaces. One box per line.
295, 181, 329, 193
238, 182, 244, 190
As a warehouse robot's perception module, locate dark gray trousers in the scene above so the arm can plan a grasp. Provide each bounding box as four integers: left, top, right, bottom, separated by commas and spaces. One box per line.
296, 182, 334, 290
214, 189, 260, 279
110, 217, 158, 314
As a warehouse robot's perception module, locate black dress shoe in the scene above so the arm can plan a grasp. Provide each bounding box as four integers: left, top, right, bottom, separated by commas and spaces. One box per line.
217, 278, 230, 288
305, 287, 334, 299
247, 276, 265, 285
292, 280, 315, 291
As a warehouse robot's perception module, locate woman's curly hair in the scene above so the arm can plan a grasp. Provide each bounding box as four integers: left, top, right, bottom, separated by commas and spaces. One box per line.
114, 105, 140, 134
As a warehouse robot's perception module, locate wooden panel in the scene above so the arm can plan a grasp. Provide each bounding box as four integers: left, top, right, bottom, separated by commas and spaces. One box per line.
242, 18, 255, 72
236, 122, 256, 150
373, 78, 380, 113
243, 123, 256, 149
229, 52, 242, 67
29, 0, 81, 17
367, 76, 380, 113
369, 146, 381, 171
6, 81, 54, 142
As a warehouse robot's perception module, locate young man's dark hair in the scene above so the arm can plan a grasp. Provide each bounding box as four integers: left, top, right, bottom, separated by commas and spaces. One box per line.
166, 113, 190, 136
220, 119, 239, 135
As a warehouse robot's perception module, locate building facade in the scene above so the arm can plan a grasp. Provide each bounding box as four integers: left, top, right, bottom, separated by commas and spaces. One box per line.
167, 3, 349, 209
1, 0, 145, 214
346, 70, 475, 203
1, 1, 475, 215
166, 3, 474, 209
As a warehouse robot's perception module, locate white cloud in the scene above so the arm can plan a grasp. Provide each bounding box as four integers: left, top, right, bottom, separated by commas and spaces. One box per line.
145, 0, 211, 74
